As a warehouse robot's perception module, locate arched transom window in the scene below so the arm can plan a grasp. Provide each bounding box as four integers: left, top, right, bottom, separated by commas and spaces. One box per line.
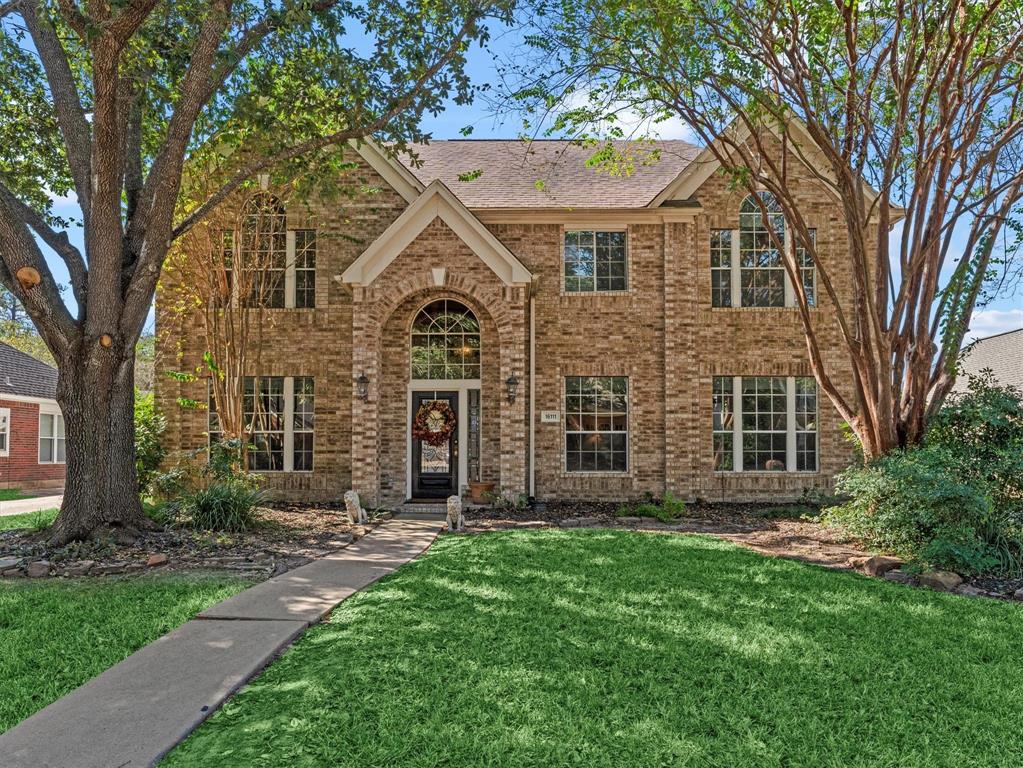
410, 299, 481, 380
240, 193, 288, 308
710, 191, 816, 308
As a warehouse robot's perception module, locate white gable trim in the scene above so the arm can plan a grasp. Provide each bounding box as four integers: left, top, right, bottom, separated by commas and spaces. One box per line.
341, 180, 533, 287
647, 118, 890, 213
349, 138, 424, 204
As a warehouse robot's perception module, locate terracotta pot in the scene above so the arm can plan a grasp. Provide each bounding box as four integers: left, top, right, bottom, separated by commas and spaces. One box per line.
468, 481, 496, 505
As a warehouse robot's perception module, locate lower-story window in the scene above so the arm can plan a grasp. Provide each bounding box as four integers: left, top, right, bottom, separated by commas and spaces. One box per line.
209, 376, 314, 472
564, 376, 628, 472
712, 376, 818, 472
39, 412, 66, 464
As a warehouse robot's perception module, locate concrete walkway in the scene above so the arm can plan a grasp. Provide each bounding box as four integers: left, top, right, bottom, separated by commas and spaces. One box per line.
0, 493, 63, 516
0, 518, 443, 768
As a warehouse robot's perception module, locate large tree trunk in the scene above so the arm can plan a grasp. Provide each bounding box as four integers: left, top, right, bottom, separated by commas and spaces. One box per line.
49, 341, 148, 545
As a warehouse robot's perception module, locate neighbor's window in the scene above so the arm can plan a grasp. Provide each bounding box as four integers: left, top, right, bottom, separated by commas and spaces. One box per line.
209, 376, 314, 472
410, 299, 481, 380
710, 193, 817, 308
38, 412, 65, 464
564, 230, 627, 292
564, 376, 628, 472
712, 376, 818, 472
0, 407, 9, 456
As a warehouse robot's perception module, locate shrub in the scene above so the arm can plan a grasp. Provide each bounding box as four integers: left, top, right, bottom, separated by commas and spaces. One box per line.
823, 374, 1023, 575
617, 491, 686, 523
134, 391, 166, 496
180, 476, 266, 532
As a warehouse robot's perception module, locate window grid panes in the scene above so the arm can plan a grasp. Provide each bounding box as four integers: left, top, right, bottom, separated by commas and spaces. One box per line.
245, 376, 285, 471
217, 230, 234, 307
796, 229, 817, 307
710, 230, 732, 307
241, 193, 287, 308
565, 376, 628, 472
712, 378, 734, 470
713, 376, 819, 473
410, 299, 481, 380
795, 377, 818, 471
294, 229, 316, 309
0, 408, 9, 454
293, 377, 315, 471
564, 230, 627, 292
38, 413, 65, 464
739, 192, 786, 308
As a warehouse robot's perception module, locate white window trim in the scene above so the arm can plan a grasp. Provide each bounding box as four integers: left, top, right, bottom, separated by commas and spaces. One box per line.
38, 410, 65, 465
561, 227, 631, 295
718, 375, 819, 474
562, 375, 630, 475
0, 407, 10, 457
209, 376, 313, 473
717, 229, 816, 309
228, 227, 314, 309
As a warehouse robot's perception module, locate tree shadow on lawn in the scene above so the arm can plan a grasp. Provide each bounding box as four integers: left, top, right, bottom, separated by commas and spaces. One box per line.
164, 530, 1023, 768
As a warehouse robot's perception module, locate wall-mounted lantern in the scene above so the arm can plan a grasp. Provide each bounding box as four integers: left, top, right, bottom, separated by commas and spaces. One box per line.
356, 373, 369, 402
506, 375, 519, 404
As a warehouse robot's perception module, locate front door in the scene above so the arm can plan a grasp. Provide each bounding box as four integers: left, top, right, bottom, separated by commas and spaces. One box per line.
411, 391, 459, 499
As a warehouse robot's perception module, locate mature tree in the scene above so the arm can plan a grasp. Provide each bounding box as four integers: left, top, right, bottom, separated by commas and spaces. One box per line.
515, 0, 1023, 460
0, 0, 510, 543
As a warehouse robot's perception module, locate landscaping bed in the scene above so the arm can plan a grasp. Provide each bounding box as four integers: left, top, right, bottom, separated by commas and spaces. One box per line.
0, 503, 373, 580
163, 529, 1023, 767
0, 572, 251, 732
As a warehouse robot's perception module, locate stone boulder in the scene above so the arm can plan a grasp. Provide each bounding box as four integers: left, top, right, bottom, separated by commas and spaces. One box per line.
26, 560, 51, 578
918, 570, 963, 592
884, 570, 917, 585
864, 555, 905, 577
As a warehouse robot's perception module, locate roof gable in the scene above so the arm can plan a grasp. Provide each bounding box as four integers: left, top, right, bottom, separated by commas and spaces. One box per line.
0, 343, 58, 400
349, 138, 424, 204
341, 180, 532, 287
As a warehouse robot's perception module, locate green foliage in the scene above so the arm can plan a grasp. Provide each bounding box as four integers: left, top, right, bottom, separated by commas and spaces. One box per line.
823, 376, 1023, 575
616, 491, 686, 522
0, 509, 58, 532
134, 391, 166, 497
179, 477, 266, 533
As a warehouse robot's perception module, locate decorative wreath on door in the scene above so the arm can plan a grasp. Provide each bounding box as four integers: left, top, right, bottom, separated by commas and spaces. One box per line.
412, 401, 457, 446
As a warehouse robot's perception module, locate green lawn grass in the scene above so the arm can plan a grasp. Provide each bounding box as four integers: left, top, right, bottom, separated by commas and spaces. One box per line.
163, 530, 1023, 768
0, 573, 251, 732
0, 508, 58, 531
0, 489, 30, 502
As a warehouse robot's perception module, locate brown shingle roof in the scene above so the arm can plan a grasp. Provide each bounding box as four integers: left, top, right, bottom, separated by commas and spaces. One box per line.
400, 140, 700, 209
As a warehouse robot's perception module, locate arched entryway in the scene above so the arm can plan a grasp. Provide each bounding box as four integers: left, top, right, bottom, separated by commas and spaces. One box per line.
407, 298, 483, 499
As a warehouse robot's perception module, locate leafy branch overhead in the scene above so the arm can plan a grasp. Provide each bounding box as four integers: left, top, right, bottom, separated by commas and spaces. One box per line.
0, 0, 511, 543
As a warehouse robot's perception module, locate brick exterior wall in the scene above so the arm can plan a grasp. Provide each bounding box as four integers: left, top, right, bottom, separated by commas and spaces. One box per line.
156, 144, 861, 507
0, 398, 65, 490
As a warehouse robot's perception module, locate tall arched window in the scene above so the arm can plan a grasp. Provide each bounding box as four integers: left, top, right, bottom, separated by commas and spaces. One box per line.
241, 193, 287, 308
410, 299, 481, 380
739, 191, 786, 308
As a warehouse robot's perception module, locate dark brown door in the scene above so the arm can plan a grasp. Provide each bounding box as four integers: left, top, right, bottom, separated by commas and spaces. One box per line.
411, 391, 458, 500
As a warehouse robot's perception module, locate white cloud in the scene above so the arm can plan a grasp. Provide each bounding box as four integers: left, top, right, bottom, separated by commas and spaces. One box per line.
966, 307, 1023, 341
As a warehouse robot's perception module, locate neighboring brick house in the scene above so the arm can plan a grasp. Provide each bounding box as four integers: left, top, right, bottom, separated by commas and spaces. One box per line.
0, 343, 65, 491
156, 132, 871, 507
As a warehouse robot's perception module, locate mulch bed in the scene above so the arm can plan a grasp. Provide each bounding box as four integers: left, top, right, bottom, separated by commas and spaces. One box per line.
0, 504, 376, 580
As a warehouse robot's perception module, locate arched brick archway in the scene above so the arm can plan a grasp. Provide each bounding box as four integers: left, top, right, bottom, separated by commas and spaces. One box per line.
349, 275, 528, 507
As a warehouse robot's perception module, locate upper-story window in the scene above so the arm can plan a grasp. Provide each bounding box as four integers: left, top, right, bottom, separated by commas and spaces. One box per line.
564, 230, 627, 292
711, 192, 816, 308
410, 299, 481, 380
222, 193, 316, 309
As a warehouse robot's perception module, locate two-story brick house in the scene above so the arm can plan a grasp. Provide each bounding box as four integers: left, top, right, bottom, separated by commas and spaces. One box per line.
156, 134, 863, 507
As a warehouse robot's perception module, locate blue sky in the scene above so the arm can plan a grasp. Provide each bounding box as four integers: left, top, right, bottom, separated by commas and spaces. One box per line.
42, 34, 1022, 341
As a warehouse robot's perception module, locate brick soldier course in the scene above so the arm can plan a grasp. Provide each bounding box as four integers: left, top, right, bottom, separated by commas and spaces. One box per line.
156, 134, 867, 508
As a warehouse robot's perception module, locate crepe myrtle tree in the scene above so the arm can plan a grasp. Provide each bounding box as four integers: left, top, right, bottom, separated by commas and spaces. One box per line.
0, 0, 512, 543
512, 0, 1023, 460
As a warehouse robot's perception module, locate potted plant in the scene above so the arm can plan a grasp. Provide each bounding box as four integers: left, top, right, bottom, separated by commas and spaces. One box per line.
468, 481, 496, 505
